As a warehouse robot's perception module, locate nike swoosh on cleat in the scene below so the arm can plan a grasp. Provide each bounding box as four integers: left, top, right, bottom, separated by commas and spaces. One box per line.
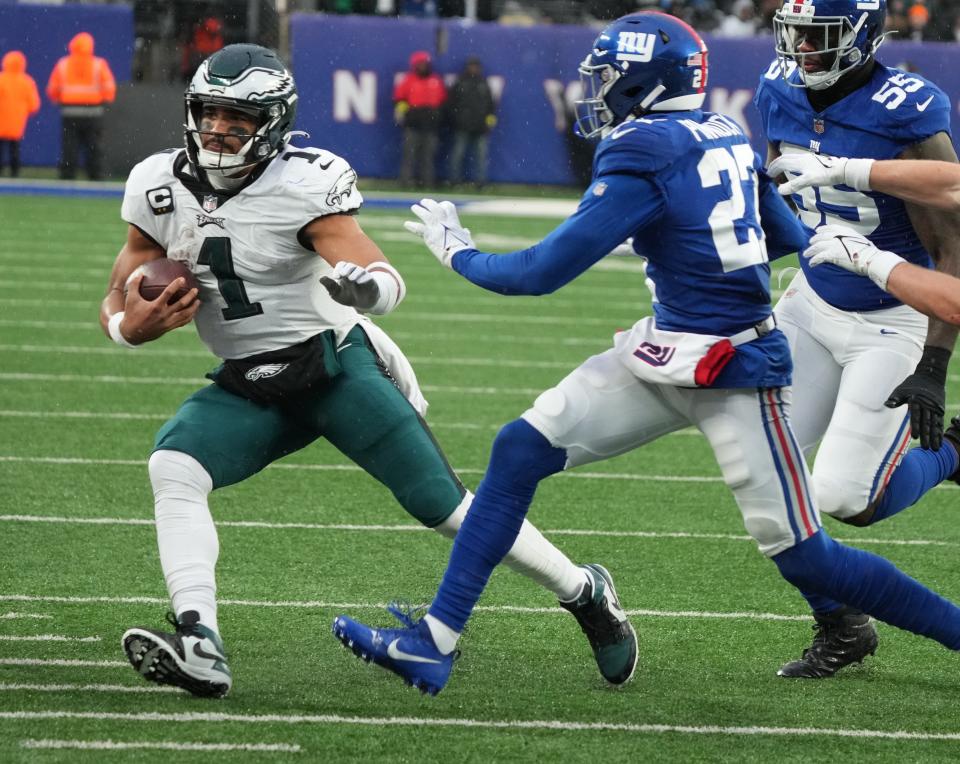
193, 642, 226, 662
386, 639, 443, 664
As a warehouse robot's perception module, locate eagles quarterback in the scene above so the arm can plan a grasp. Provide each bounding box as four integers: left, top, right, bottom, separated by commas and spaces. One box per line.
754, 0, 960, 679
331, 12, 960, 696
100, 44, 638, 698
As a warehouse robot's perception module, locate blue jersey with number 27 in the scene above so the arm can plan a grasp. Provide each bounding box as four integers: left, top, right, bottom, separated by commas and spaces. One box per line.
451, 110, 806, 389
755, 60, 951, 312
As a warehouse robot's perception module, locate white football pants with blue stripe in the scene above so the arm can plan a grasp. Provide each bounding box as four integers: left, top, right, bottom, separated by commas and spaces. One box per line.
775, 271, 927, 520
522, 346, 820, 557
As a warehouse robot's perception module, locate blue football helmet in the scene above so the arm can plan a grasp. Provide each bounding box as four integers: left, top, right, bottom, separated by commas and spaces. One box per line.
575, 11, 709, 139
773, 0, 888, 90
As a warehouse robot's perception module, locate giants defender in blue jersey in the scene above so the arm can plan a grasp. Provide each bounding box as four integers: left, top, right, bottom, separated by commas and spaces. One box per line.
755, 0, 960, 678
330, 12, 960, 695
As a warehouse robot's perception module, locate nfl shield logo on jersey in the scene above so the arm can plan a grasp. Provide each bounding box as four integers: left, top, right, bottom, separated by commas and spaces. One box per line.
203, 194, 219, 212
813, 118, 825, 134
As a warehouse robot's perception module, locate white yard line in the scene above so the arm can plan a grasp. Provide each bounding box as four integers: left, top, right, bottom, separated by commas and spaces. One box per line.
3, 710, 959, 743
0, 593, 810, 621
0, 372, 546, 395
0, 613, 51, 620
0, 658, 126, 668
0, 343, 579, 370
0, 683, 177, 694
0, 454, 723, 482
20, 739, 301, 753
0, 513, 954, 549
0, 635, 100, 643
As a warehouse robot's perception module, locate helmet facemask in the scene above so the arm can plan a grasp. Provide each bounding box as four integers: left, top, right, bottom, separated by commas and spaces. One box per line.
575, 59, 625, 139
185, 95, 290, 187
774, 4, 882, 90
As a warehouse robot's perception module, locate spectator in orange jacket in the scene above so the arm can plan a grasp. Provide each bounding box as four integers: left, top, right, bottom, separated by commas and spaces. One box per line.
46, 32, 116, 180
393, 50, 446, 188
0, 50, 41, 177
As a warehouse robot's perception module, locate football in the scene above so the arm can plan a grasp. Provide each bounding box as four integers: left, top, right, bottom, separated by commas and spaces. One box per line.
126, 259, 199, 303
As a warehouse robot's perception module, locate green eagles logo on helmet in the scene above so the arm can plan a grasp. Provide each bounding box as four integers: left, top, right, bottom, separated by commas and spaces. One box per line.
184, 43, 298, 183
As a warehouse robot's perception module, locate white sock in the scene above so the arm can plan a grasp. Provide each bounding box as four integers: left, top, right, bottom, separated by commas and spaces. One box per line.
434, 492, 589, 602
149, 450, 220, 634
424, 613, 460, 654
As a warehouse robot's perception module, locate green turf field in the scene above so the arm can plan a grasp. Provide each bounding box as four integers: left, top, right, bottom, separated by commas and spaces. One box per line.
2, 193, 960, 762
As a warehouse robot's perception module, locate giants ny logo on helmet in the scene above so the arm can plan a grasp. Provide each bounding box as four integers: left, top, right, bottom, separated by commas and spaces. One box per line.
615, 32, 656, 62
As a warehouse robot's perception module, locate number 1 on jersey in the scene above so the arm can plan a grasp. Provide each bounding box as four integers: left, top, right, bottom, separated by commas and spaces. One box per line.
197, 237, 264, 321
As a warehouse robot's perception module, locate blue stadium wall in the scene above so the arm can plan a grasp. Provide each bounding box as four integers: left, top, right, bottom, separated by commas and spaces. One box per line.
3, 6, 959, 184
0, 2, 134, 169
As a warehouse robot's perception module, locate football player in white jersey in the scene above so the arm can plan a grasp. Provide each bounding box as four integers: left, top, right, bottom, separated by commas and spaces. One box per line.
754, 0, 960, 678
100, 44, 637, 698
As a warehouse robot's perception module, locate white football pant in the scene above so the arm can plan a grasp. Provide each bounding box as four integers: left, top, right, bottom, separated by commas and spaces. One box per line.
775, 271, 926, 520
522, 346, 821, 557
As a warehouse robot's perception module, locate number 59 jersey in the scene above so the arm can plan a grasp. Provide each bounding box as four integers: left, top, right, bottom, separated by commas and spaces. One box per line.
755, 60, 952, 312
121, 148, 364, 360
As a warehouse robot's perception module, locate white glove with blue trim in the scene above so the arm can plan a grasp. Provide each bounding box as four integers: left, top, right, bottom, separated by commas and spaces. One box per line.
403, 198, 476, 268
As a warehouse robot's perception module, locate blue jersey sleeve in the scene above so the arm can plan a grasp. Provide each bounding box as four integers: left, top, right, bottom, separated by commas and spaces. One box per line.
757, 161, 808, 260
593, 117, 688, 178
894, 94, 950, 148
451, 174, 664, 295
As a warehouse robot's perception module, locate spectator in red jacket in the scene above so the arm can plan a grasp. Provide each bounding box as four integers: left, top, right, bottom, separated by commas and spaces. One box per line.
0, 50, 41, 177
393, 50, 446, 188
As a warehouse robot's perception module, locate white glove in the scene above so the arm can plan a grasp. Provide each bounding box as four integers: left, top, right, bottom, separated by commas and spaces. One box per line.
805, 224, 905, 290
319, 260, 406, 315
768, 153, 874, 196
403, 198, 476, 268
608, 237, 635, 258
640, 257, 658, 303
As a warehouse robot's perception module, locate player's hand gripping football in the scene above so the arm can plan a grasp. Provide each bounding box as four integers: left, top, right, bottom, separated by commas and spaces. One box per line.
804, 225, 905, 290
320, 261, 382, 312
120, 271, 200, 345
768, 153, 874, 196
403, 198, 476, 268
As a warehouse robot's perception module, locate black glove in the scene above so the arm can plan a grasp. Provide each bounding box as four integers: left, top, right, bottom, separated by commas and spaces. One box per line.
319, 262, 380, 312
885, 345, 951, 451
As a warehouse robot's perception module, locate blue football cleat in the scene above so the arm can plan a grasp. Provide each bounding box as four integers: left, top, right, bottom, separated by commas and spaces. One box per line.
332, 603, 456, 695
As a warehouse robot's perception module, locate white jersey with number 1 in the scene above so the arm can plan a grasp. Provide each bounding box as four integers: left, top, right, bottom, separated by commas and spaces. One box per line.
121, 147, 365, 360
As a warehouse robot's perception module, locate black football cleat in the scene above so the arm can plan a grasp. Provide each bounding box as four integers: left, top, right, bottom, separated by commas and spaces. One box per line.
122, 610, 232, 698
778, 607, 878, 679
560, 563, 638, 686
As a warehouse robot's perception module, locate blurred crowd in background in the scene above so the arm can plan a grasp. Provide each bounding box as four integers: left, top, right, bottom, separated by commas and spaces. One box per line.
127, 0, 960, 85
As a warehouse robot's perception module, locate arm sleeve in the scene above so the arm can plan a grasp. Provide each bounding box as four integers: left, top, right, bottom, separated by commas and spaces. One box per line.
758, 165, 808, 261
45, 62, 60, 103
393, 76, 409, 103
28, 78, 40, 113
99, 58, 117, 103
451, 173, 664, 295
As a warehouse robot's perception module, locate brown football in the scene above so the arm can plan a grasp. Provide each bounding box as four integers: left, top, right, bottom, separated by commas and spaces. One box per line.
126, 259, 199, 304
